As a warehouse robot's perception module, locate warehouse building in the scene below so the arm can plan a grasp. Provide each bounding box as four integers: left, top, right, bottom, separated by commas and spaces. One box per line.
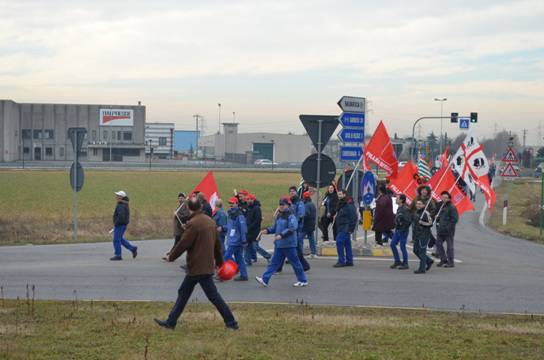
144, 122, 174, 159
199, 122, 315, 164
0, 99, 146, 162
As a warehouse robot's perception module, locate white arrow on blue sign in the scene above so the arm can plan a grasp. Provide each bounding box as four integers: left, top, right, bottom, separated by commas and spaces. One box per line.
338, 128, 365, 143
339, 146, 363, 161
459, 118, 470, 130
339, 112, 365, 127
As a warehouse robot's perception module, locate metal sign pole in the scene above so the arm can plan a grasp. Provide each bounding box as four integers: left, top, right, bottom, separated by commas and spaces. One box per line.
315, 120, 323, 240
73, 133, 78, 242
353, 162, 359, 242
541, 171, 543, 238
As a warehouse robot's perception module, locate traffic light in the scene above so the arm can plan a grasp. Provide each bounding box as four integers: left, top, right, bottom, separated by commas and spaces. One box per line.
450, 112, 458, 123
470, 112, 478, 123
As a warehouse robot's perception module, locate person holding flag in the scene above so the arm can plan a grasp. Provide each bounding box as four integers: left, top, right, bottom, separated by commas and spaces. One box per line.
390, 194, 411, 270
435, 191, 459, 268
412, 199, 434, 274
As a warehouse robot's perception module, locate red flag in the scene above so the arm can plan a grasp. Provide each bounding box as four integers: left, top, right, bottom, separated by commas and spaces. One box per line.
439, 146, 449, 167
450, 184, 475, 216
387, 161, 420, 205
190, 171, 221, 212
364, 121, 398, 177
427, 165, 457, 202
478, 176, 496, 211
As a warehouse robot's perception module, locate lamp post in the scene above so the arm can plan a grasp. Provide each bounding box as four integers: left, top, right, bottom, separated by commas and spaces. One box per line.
270, 139, 275, 171
434, 98, 447, 154
218, 103, 221, 134
146, 139, 153, 170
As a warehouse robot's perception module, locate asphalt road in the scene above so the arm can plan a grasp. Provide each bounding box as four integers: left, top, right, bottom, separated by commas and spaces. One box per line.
1, 202, 544, 314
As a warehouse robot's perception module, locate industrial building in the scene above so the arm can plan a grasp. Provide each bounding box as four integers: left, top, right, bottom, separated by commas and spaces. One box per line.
0, 99, 146, 162
199, 123, 315, 164
144, 122, 174, 159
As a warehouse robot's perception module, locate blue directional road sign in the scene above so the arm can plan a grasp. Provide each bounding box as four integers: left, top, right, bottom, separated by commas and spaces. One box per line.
361, 171, 376, 205
339, 146, 363, 161
338, 128, 365, 143
459, 118, 470, 130
339, 112, 365, 127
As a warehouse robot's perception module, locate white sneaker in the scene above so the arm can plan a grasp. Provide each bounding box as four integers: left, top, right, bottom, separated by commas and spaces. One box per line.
255, 276, 268, 287
293, 281, 308, 287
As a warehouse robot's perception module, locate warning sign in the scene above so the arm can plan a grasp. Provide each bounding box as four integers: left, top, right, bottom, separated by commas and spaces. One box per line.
501, 147, 519, 163
501, 163, 519, 178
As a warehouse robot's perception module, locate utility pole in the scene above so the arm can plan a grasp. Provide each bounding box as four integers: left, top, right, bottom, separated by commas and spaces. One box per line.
193, 114, 201, 159
523, 129, 527, 148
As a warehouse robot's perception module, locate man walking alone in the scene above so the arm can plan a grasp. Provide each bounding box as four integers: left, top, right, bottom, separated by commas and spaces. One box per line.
154, 198, 239, 331
110, 191, 137, 261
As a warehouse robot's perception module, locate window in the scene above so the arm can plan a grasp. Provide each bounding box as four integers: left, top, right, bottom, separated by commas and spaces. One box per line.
92, 130, 97, 141
23, 147, 30, 154
123, 132, 132, 141
33, 130, 42, 139
103, 130, 108, 140
59, 147, 64, 157
43, 130, 54, 139
117, 131, 121, 141
159, 137, 167, 146
22, 129, 31, 139
93, 148, 98, 156
45, 147, 53, 156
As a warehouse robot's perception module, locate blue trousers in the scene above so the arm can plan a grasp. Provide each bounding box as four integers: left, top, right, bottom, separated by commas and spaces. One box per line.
413, 237, 432, 273
336, 232, 353, 265
224, 245, 248, 279
113, 225, 136, 258
391, 229, 409, 265
304, 230, 317, 255
262, 247, 307, 284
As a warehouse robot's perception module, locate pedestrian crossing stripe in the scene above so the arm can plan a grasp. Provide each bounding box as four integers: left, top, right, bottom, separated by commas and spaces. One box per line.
501, 163, 519, 177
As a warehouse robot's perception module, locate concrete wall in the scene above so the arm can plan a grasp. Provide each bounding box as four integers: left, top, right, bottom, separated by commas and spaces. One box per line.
0, 100, 21, 162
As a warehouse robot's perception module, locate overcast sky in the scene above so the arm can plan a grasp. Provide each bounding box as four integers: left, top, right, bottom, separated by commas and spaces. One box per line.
1, 0, 543, 143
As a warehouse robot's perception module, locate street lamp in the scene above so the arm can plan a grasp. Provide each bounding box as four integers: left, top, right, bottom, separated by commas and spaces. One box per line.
434, 98, 447, 154
217, 103, 221, 134
146, 139, 153, 170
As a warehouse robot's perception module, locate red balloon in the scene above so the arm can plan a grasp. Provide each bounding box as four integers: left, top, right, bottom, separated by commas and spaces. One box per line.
217, 260, 238, 281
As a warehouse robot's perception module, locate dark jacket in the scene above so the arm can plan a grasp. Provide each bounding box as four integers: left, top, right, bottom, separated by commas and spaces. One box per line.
435, 201, 459, 237
267, 209, 298, 248
113, 199, 130, 226
173, 200, 191, 237
246, 201, 263, 241
373, 194, 395, 232
303, 199, 317, 233
169, 211, 224, 276
395, 204, 412, 232
323, 191, 338, 217
202, 201, 213, 217
412, 208, 433, 244
335, 199, 357, 233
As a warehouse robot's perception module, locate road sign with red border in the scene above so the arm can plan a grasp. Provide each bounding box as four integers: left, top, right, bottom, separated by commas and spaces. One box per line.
502, 147, 519, 163
501, 163, 519, 178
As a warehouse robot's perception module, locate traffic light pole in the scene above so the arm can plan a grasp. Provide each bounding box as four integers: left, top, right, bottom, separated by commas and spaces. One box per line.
411, 116, 455, 162
73, 134, 79, 242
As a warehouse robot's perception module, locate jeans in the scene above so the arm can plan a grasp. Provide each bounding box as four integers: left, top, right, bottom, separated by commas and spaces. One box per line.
336, 232, 353, 265
243, 241, 271, 265
413, 236, 432, 272
262, 247, 307, 284
304, 230, 317, 255
436, 233, 454, 265
276, 231, 311, 272
113, 225, 136, 257
223, 245, 248, 279
166, 274, 237, 328
390, 229, 409, 265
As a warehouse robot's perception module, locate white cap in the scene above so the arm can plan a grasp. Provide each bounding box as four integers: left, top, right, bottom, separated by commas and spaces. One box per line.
115, 190, 127, 197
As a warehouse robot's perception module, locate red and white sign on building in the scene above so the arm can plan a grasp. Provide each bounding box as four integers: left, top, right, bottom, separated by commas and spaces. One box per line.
500, 146, 519, 178
99, 109, 134, 127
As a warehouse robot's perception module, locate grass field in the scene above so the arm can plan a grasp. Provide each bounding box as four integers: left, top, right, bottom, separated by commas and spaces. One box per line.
488, 179, 544, 244
0, 299, 543, 359
0, 170, 301, 246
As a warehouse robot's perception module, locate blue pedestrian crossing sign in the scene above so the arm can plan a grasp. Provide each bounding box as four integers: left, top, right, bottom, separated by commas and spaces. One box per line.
459, 118, 470, 130
361, 171, 376, 205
